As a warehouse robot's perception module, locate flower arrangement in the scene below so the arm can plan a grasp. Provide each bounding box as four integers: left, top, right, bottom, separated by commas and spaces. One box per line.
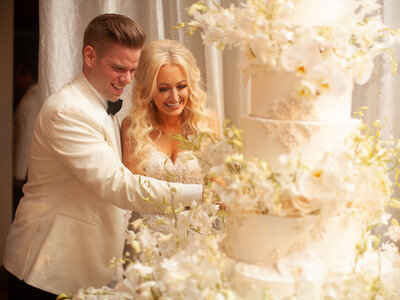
70, 202, 236, 300
178, 0, 400, 99
67, 188, 400, 300
64, 118, 400, 299
176, 117, 399, 222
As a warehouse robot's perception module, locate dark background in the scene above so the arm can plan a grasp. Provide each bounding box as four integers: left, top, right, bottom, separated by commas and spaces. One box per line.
0, 2, 39, 298
13, 0, 39, 110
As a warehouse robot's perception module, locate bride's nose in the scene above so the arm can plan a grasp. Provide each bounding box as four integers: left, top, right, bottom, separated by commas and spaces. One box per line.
170, 88, 179, 100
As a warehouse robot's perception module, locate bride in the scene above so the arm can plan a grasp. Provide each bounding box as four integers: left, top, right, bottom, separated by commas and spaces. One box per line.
121, 39, 220, 225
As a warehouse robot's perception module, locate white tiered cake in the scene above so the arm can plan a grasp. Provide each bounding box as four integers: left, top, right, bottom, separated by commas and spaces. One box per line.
224, 1, 364, 293
192, 0, 400, 298
240, 0, 359, 173
222, 13, 361, 300
241, 70, 358, 173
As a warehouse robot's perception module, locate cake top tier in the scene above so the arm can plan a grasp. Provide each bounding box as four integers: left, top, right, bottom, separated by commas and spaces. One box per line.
267, 0, 346, 27
186, 0, 398, 86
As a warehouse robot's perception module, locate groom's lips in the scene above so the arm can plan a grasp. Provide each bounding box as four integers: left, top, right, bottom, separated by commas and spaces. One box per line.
111, 82, 123, 91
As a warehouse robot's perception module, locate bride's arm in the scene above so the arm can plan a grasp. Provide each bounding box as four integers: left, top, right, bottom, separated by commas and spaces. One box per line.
121, 116, 203, 207
121, 117, 141, 175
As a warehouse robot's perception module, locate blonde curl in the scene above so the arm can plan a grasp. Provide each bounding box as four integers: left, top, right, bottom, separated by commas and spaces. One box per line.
125, 39, 215, 173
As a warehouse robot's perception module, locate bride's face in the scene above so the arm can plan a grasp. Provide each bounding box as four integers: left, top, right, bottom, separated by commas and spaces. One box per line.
153, 63, 189, 121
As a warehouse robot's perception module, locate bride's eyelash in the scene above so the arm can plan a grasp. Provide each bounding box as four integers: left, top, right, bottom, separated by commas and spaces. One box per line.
158, 84, 188, 93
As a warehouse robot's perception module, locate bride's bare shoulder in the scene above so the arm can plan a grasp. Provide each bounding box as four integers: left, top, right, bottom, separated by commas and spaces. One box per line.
121, 116, 133, 132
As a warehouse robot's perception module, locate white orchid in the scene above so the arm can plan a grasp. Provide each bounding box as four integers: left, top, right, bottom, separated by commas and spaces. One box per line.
384, 221, 400, 243
186, 0, 400, 91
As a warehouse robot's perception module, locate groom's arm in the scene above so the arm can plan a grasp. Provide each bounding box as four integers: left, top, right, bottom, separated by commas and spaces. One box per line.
44, 101, 202, 213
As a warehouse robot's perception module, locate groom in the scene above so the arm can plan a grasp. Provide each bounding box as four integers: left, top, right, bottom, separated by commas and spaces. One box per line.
4, 14, 202, 299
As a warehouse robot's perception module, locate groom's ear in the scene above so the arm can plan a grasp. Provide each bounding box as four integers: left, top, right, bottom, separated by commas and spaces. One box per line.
83, 45, 96, 67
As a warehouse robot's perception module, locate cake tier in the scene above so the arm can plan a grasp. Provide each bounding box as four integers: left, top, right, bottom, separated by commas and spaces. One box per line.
240, 116, 360, 173
234, 262, 323, 300
250, 70, 353, 121
232, 252, 399, 300
267, 0, 346, 27
223, 214, 363, 269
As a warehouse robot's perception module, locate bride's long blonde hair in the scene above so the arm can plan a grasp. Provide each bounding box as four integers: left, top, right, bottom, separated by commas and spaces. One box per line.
125, 39, 215, 173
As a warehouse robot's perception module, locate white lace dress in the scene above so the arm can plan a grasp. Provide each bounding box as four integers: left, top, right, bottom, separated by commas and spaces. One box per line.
143, 148, 204, 184
133, 148, 204, 233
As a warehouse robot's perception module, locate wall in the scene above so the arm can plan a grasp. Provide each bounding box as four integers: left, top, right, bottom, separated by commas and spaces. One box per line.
0, 0, 13, 263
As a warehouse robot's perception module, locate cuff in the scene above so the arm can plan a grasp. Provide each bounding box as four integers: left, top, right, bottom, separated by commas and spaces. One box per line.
181, 183, 203, 207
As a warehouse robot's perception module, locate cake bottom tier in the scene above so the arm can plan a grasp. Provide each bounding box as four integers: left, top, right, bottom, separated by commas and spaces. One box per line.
223, 214, 363, 269
228, 251, 399, 300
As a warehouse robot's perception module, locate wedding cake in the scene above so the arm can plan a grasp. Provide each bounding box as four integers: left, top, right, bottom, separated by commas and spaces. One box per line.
188, 0, 400, 298
70, 1, 400, 299
226, 0, 362, 265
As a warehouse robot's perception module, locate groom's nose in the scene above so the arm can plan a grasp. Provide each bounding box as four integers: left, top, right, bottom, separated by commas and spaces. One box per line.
120, 71, 133, 84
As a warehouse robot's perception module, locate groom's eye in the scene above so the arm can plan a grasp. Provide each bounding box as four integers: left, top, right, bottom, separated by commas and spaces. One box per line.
113, 65, 124, 72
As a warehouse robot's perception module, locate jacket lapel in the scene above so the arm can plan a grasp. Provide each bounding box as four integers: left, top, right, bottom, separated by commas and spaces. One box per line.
71, 74, 122, 160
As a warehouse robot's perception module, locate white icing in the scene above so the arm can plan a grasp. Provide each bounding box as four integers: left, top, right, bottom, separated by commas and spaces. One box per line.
232, 249, 400, 300
267, 0, 347, 27
250, 70, 353, 121
223, 214, 363, 269
234, 260, 324, 300
241, 116, 360, 173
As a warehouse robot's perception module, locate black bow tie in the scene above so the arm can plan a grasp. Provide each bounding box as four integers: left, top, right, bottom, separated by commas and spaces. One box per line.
107, 99, 123, 115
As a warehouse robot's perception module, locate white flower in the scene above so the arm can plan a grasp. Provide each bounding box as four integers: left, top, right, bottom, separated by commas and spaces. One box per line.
188, 3, 206, 16
307, 58, 350, 97
351, 55, 375, 85
380, 241, 399, 258
137, 226, 158, 250
280, 37, 322, 73
374, 213, 392, 227
186, 0, 398, 90
131, 262, 154, 277
384, 224, 400, 243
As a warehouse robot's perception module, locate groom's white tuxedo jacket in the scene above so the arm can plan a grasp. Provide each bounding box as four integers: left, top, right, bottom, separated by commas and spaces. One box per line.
3, 73, 201, 295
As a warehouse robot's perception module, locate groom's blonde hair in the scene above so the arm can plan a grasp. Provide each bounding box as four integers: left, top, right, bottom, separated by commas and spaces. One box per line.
83, 13, 146, 56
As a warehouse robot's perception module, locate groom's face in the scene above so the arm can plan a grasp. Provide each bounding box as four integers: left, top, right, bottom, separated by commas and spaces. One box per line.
84, 41, 141, 101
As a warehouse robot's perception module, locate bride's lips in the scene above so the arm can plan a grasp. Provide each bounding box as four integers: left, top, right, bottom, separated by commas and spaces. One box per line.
164, 100, 183, 109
